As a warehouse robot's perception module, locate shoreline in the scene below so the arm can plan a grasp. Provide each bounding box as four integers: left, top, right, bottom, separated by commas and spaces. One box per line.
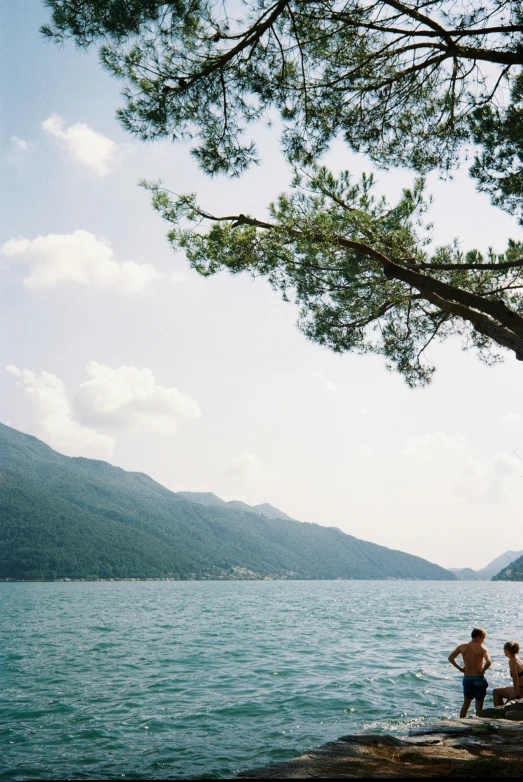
0, 575, 480, 583
236, 716, 523, 778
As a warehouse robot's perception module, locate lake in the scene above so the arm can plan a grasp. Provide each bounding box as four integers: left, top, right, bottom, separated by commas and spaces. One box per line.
2, 580, 523, 779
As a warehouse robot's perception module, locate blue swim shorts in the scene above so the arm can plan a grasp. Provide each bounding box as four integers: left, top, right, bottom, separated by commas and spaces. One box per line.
463, 675, 488, 700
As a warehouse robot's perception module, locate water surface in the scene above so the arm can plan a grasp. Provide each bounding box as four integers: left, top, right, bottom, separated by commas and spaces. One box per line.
2, 580, 522, 779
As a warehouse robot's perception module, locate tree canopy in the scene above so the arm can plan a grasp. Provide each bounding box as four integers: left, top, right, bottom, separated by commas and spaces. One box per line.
144, 170, 523, 385
43, 0, 523, 383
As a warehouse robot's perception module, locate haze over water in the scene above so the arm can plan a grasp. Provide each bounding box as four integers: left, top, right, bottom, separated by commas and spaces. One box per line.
3, 580, 523, 780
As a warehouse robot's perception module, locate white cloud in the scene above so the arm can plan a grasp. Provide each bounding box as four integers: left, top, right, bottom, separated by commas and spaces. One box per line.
74, 361, 201, 433
494, 452, 520, 476
6, 365, 115, 459
11, 136, 28, 150
42, 114, 117, 176
403, 430, 468, 460
357, 406, 368, 417
453, 452, 520, 503
324, 381, 337, 393
6, 362, 202, 458
1, 229, 160, 292
502, 413, 521, 422
403, 430, 520, 503
352, 445, 374, 460
226, 452, 276, 482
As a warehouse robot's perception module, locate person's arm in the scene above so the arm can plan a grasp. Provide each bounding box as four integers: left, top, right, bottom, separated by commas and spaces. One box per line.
509, 658, 521, 697
481, 647, 492, 674
448, 646, 464, 672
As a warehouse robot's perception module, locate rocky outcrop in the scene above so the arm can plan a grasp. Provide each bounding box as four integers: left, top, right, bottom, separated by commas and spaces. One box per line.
236, 719, 523, 778
481, 701, 523, 720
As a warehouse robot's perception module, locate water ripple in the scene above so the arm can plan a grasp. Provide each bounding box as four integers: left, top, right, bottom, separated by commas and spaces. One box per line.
2, 580, 523, 779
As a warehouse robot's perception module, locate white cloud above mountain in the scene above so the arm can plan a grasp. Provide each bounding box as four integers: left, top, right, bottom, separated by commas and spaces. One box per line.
402, 430, 520, 503
226, 452, 276, 483
452, 451, 520, 503
6, 362, 202, 458
74, 361, 202, 433
42, 114, 117, 176
5, 365, 115, 459
1, 230, 160, 292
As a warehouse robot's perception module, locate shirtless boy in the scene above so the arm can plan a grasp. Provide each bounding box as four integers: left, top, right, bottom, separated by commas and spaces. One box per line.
448, 628, 492, 717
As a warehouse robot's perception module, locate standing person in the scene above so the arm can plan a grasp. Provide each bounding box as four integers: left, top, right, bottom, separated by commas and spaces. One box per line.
448, 628, 492, 717
493, 642, 523, 706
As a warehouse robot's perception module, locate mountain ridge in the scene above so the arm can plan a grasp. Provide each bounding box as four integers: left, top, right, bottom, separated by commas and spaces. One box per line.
177, 491, 295, 520
0, 422, 455, 582
449, 549, 523, 581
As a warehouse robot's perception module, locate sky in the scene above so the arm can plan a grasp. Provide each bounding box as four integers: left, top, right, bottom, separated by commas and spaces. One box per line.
2, 0, 523, 570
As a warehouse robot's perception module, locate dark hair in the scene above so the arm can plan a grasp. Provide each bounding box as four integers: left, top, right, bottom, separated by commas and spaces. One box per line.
504, 641, 520, 655
471, 627, 486, 639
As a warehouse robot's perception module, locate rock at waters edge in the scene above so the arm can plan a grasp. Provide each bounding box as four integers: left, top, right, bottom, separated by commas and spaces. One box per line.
235, 719, 523, 778
480, 701, 523, 720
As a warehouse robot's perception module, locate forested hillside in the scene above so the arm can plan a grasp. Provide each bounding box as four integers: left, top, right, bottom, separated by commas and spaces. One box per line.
493, 556, 523, 581
0, 423, 454, 581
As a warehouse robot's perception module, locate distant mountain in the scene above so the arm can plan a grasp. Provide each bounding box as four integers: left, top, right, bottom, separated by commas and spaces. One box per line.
178, 492, 295, 521
448, 567, 480, 581
0, 422, 455, 581
450, 550, 523, 581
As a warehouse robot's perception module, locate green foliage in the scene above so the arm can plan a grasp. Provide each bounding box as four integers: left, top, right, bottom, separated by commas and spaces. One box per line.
43, 1, 523, 203
41, 0, 178, 44
144, 168, 523, 386
42, 1, 523, 382
0, 422, 453, 581
470, 71, 523, 225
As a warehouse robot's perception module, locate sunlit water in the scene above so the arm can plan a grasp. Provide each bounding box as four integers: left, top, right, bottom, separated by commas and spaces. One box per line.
2, 580, 523, 779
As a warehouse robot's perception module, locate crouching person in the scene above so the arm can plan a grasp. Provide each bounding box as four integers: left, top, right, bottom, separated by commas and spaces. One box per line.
493, 641, 523, 707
